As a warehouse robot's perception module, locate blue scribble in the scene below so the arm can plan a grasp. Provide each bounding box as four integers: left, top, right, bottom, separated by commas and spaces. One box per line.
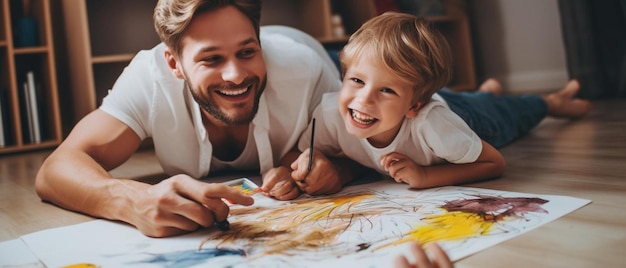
130, 248, 245, 267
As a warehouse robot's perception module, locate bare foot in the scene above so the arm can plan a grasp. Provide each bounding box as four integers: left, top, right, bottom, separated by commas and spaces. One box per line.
478, 78, 503, 96
543, 80, 591, 119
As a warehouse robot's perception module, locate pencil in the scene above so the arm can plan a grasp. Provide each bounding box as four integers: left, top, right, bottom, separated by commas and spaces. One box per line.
308, 118, 316, 171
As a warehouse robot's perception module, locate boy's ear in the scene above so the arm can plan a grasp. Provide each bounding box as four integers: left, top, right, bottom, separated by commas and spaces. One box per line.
405, 103, 422, 118
164, 47, 185, 79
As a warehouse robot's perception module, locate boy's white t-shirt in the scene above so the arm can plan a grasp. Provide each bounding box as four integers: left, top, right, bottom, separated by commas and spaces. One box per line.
298, 92, 482, 175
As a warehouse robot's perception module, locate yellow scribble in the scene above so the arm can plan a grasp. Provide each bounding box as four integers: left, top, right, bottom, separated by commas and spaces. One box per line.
62, 264, 100, 268
378, 211, 495, 250
284, 193, 374, 225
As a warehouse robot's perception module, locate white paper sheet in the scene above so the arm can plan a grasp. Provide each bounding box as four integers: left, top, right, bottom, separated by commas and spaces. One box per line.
0, 238, 44, 267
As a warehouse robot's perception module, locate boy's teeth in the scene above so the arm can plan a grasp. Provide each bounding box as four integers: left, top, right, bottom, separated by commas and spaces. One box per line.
351, 110, 376, 124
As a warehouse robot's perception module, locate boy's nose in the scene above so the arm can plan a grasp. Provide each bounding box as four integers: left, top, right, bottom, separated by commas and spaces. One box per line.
355, 87, 376, 106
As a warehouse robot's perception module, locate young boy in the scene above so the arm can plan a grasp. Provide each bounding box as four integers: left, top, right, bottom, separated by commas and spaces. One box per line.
290, 12, 591, 193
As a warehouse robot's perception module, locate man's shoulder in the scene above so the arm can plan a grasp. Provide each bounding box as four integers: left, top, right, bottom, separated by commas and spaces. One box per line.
317, 92, 343, 127
126, 43, 178, 83
260, 28, 325, 95
107, 42, 183, 104
260, 26, 321, 63
130, 43, 165, 63
260, 26, 314, 45
321, 92, 340, 109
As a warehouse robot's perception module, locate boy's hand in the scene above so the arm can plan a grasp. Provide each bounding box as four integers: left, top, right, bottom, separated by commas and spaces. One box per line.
381, 152, 427, 188
291, 149, 343, 195
260, 166, 301, 200
394, 242, 453, 268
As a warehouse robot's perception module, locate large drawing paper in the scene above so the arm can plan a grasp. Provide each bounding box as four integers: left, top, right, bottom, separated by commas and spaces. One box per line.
0, 239, 43, 267
19, 181, 590, 267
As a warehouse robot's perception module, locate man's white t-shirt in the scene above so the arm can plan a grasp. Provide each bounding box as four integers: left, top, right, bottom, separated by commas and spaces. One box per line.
297, 92, 482, 175
100, 26, 340, 178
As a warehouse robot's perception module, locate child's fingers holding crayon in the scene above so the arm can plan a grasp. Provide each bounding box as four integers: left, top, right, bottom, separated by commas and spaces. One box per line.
290, 150, 312, 189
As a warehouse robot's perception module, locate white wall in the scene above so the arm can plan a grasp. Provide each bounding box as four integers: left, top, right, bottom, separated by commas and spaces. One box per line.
470, 0, 568, 94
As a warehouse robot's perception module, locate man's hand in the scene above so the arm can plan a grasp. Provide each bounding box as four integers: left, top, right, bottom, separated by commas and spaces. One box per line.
129, 174, 254, 237
290, 148, 343, 195
260, 166, 301, 200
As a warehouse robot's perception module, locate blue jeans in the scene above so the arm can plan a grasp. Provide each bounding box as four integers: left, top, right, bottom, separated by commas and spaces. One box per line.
438, 88, 548, 148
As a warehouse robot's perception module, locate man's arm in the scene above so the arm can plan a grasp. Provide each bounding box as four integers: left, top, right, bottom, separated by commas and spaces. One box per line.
36, 110, 253, 237
36, 110, 144, 217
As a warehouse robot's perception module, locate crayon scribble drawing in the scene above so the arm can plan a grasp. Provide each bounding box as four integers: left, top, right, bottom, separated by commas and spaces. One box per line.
181, 183, 571, 267
18, 181, 590, 268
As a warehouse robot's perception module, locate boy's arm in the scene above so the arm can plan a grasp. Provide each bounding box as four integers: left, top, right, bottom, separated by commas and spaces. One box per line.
383, 140, 505, 189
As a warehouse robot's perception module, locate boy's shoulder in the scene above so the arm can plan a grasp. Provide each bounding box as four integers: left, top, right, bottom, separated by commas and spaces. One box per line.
416, 93, 451, 118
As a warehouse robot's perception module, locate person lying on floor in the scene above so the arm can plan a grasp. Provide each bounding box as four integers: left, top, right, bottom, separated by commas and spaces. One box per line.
290, 11, 591, 195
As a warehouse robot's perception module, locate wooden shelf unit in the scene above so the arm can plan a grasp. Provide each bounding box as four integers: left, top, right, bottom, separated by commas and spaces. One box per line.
62, 0, 476, 126
61, 0, 160, 121
0, 0, 62, 154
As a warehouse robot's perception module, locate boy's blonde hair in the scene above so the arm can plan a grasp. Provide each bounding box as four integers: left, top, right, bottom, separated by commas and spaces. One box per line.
154, 0, 262, 57
340, 12, 453, 104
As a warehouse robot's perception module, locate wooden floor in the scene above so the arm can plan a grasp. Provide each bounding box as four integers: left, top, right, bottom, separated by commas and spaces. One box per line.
461, 99, 626, 267
1, 99, 625, 267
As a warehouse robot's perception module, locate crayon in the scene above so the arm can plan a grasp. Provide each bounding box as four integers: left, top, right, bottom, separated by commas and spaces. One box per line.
215, 219, 230, 231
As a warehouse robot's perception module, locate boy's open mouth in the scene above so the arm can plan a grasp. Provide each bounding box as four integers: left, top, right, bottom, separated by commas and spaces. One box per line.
350, 109, 378, 125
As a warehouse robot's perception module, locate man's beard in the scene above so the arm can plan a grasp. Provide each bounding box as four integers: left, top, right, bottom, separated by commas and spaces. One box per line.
188, 76, 266, 125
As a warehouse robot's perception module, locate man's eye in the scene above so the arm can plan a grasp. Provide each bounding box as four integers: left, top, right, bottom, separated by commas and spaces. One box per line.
201, 56, 222, 63
239, 49, 257, 58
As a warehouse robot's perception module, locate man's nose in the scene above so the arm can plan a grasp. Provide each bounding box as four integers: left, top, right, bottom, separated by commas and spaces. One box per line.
221, 60, 247, 84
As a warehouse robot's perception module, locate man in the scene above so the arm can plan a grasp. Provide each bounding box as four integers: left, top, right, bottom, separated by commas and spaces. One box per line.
35, 0, 346, 238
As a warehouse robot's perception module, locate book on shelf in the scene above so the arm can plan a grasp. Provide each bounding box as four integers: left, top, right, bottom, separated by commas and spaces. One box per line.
22, 71, 41, 144
396, 0, 445, 17
0, 89, 7, 147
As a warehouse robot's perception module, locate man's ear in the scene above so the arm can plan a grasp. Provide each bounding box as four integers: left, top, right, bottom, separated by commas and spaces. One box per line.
164, 47, 184, 79
405, 102, 422, 118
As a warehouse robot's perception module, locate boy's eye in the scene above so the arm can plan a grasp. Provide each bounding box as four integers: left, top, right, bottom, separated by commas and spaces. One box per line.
350, 78, 363, 84
381, 87, 397, 94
